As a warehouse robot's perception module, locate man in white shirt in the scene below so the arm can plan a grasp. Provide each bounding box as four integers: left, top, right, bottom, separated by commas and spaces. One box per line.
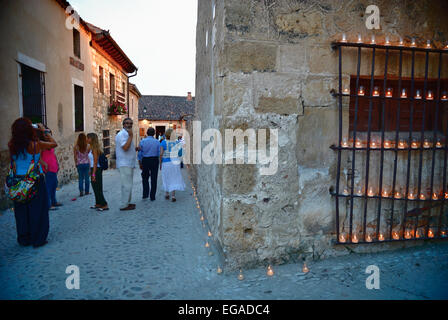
115, 118, 137, 211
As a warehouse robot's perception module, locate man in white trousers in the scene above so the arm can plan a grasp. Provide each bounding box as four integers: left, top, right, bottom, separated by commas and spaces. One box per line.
115, 118, 137, 211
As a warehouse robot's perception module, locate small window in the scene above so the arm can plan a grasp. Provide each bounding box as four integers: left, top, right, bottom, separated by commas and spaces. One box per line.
74, 85, 84, 132
103, 130, 110, 155
73, 28, 80, 59
110, 73, 115, 103
99, 66, 104, 94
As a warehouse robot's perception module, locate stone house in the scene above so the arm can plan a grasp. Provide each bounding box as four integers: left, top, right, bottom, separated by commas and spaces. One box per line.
194, 0, 448, 269
138, 93, 195, 140
0, 0, 138, 207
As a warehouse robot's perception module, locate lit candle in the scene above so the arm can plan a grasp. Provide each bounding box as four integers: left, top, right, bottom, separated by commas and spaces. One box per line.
378, 233, 385, 241
205, 241, 210, 248
411, 140, 419, 149
415, 230, 421, 238
385, 36, 390, 46
358, 86, 365, 96
411, 38, 416, 47
442, 231, 447, 237
368, 187, 375, 197
341, 33, 347, 43
408, 191, 416, 200
371, 35, 375, 44
425, 40, 431, 49
436, 140, 443, 148
427, 90, 433, 100
355, 139, 363, 148
373, 86, 380, 96
401, 88, 407, 98
238, 270, 244, 281
386, 88, 393, 98
428, 229, 434, 238
398, 140, 407, 149
415, 89, 422, 99
392, 231, 400, 240
357, 34, 362, 43
399, 38, 404, 46
208, 231, 212, 237
445, 192, 448, 199
441, 92, 448, 100
302, 263, 309, 273
352, 233, 359, 243
432, 192, 438, 200
339, 233, 346, 243
341, 137, 349, 148
419, 193, 426, 200
356, 187, 364, 196
266, 265, 274, 277
366, 234, 373, 242
343, 188, 350, 196
423, 139, 431, 148
200, 215, 205, 221
384, 140, 392, 149
217, 266, 223, 274
405, 230, 412, 239
394, 191, 402, 199
445, 43, 448, 50
343, 88, 350, 95
382, 189, 390, 197
370, 140, 378, 149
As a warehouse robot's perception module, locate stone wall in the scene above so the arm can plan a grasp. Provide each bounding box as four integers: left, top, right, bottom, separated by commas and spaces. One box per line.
195, 0, 448, 269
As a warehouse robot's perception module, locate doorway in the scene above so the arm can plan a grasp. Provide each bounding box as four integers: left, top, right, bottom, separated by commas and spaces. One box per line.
156, 126, 166, 140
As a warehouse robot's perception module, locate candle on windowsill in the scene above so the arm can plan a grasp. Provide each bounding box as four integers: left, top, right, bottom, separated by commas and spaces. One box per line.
399, 38, 404, 46
357, 34, 362, 43
411, 38, 416, 47
358, 86, 365, 96
382, 189, 390, 197
366, 234, 373, 242
341, 33, 347, 43
384, 140, 392, 149
411, 140, 420, 149
441, 231, 447, 237
341, 138, 349, 148
356, 187, 364, 196
425, 40, 431, 49
401, 88, 407, 98
343, 88, 350, 95
370, 140, 379, 148
398, 140, 407, 149
436, 140, 443, 148
445, 192, 448, 199
392, 231, 400, 240
394, 191, 402, 199
432, 192, 439, 200
441, 92, 448, 100
367, 187, 376, 197
373, 86, 380, 97
339, 233, 346, 243
371, 35, 375, 44
302, 263, 309, 273
405, 230, 412, 239
408, 191, 416, 200
386, 88, 393, 98
427, 229, 434, 238
415, 230, 421, 238
415, 90, 422, 99
378, 233, 385, 241
352, 233, 359, 243
355, 139, 363, 148
419, 193, 426, 200
342, 188, 350, 196
427, 90, 433, 100
385, 36, 391, 46
423, 139, 432, 148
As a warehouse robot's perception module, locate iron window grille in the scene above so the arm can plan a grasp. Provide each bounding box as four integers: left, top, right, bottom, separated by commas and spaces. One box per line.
330, 40, 448, 244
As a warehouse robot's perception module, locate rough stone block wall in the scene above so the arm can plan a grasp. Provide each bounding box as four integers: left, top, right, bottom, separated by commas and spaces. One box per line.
195, 0, 448, 270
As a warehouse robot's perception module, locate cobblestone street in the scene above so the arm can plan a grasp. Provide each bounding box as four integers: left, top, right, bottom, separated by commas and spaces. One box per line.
0, 168, 447, 300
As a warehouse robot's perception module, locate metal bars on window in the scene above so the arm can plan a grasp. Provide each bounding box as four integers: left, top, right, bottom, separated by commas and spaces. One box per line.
330, 41, 448, 244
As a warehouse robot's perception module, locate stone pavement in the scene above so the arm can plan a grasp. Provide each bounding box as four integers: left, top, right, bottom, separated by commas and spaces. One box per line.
0, 168, 447, 300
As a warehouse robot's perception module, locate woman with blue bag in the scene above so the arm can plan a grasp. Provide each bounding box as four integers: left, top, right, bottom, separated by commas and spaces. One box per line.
6, 118, 57, 248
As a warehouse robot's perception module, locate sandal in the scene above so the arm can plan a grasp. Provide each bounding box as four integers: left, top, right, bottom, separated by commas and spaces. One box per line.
90, 205, 100, 209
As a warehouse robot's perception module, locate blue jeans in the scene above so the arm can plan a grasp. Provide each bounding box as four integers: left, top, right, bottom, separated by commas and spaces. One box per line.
77, 164, 90, 193
45, 172, 58, 207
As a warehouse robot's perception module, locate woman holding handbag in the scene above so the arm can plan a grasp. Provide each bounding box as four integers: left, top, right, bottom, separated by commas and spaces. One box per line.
7, 118, 57, 248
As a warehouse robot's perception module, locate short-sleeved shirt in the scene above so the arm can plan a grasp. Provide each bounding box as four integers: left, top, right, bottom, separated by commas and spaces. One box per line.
138, 136, 161, 161
161, 140, 181, 163
115, 129, 136, 168
41, 148, 59, 173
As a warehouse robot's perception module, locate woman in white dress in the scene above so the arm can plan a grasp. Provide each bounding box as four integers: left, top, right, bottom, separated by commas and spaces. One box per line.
160, 129, 185, 202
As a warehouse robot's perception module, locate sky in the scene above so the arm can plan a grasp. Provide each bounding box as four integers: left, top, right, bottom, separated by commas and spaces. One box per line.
69, 0, 197, 97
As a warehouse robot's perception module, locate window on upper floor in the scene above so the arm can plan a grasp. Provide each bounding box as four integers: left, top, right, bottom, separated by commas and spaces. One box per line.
73, 28, 81, 59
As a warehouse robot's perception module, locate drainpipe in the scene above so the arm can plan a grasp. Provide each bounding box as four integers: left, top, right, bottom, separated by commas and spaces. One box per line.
127, 69, 138, 118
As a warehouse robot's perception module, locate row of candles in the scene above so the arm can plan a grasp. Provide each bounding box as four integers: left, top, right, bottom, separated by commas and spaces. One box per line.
341, 137, 444, 149
341, 185, 448, 200
340, 34, 448, 50
188, 165, 310, 279
339, 228, 447, 243
342, 87, 448, 100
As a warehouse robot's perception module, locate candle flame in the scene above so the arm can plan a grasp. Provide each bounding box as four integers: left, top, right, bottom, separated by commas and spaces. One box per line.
392, 231, 400, 240
405, 231, 412, 239
366, 234, 372, 242
436, 141, 443, 148
302, 263, 309, 273
267, 265, 274, 276
205, 241, 210, 248
339, 234, 346, 243
394, 191, 402, 199
200, 216, 205, 221
238, 270, 244, 281
428, 229, 434, 238
208, 231, 212, 237
384, 141, 391, 149
217, 266, 223, 274
378, 233, 385, 241
382, 190, 389, 197
419, 194, 426, 200
352, 234, 359, 243
432, 193, 438, 200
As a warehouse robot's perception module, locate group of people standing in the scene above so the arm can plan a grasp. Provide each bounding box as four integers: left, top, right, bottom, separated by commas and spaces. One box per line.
7, 117, 185, 248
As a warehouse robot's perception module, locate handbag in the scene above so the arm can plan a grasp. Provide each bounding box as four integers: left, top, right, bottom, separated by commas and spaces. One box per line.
5, 143, 42, 204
